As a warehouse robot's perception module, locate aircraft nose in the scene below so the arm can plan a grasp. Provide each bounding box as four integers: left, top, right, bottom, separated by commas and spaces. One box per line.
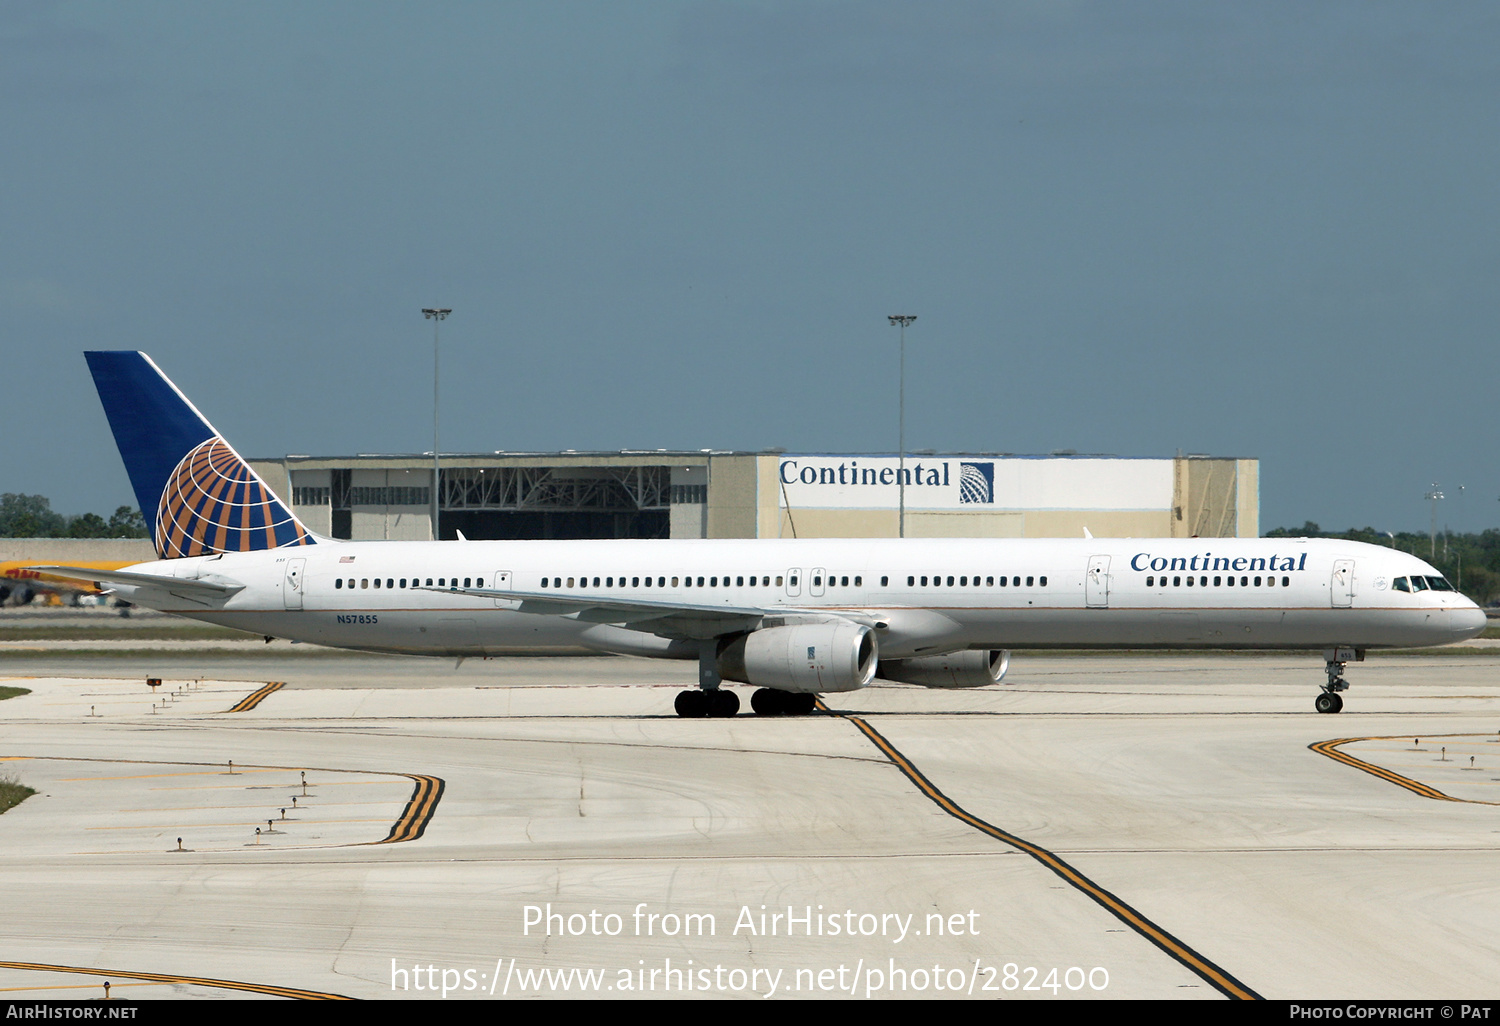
1452, 602, 1488, 640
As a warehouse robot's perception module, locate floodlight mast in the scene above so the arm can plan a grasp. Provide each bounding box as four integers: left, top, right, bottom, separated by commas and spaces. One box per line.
888, 315, 916, 538
423, 308, 451, 540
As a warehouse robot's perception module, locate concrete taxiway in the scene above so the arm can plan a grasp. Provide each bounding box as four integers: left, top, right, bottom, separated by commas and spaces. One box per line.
2, 647, 1500, 999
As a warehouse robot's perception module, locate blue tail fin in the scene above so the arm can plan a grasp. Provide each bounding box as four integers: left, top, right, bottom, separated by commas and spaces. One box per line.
85, 351, 317, 559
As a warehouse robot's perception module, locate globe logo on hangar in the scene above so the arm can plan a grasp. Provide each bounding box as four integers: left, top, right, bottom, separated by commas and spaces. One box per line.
958, 462, 994, 504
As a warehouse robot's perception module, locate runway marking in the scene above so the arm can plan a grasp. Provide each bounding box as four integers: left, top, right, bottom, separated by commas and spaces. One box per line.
376, 773, 445, 843
820, 700, 1261, 1001
0, 960, 350, 999
1309, 734, 1500, 805
229, 680, 285, 712
63, 768, 283, 781
7, 755, 442, 847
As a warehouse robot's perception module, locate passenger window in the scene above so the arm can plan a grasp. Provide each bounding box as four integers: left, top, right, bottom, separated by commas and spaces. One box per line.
336, 579, 343, 589
1173, 576, 1180, 586
986, 577, 993, 586
907, 576, 915, 586
778, 576, 786, 586
1026, 576, 1034, 587
463, 578, 470, 588
854, 576, 862, 586
672, 577, 679, 587
1186, 576, 1194, 587
1147, 576, 1154, 586
946, 576, 954, 587
1039, 576, 1047, 587
881, 576, 888, 586
921, 576, 928, 586
1281, 576, 1289, 587
961, 576, 968, 587
361, 579, 368, 589
738, 576, 745, 586
1253, 576, 1261, 586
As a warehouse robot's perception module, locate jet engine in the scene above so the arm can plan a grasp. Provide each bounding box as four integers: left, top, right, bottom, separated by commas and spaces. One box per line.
717, 621, 878, 693
877, 649, 1009, 689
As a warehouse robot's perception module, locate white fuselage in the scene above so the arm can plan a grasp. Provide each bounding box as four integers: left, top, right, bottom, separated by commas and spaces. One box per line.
104, 536, 1486, 659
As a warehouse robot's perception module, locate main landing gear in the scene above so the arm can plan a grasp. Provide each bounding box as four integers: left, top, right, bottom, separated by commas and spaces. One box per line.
750, 688, 817, 716
672, 642, 821, 718
1316, 647, 1361, 713
674, 689, 740, 718
674, 641, 741, 718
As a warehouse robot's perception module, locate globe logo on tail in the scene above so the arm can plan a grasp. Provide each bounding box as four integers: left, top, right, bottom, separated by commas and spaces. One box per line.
155, 438, 315, 558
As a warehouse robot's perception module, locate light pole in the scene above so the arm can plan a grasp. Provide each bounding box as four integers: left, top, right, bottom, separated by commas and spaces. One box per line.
1425, 484, 1443, 559
888, 315, 916, 538
423, 308, 451, 541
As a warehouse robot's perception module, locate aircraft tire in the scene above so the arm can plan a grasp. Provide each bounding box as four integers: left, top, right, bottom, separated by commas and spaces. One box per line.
1315, 692, 1341, 714
751, 688, 782, 715
675, 690, 708, 718
710, 689, 740, 718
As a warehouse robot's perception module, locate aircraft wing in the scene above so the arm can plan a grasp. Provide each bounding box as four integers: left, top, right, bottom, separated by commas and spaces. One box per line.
420, 583, 823, 638
26, 566, 246, 602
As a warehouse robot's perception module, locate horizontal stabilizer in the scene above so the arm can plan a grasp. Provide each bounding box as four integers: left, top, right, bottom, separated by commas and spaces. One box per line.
26, 565, 245, 599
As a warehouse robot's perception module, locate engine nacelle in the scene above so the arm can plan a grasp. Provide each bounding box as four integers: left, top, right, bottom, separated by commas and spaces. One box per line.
718, 622, 878, 693
877, 649, 1009, 689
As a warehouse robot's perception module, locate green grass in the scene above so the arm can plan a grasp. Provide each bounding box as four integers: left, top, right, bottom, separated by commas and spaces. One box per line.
0, 775, 35, 815
0, 686, 30, 700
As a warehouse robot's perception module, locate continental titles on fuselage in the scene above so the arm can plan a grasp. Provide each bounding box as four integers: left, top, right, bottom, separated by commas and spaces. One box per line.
1129, 553, 1310, 573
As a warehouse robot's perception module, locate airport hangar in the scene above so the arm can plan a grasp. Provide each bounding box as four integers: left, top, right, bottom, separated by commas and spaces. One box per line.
246, 451, 1259, 542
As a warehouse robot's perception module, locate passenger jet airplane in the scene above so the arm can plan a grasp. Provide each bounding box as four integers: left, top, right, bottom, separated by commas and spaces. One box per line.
32, 352, 1487, 717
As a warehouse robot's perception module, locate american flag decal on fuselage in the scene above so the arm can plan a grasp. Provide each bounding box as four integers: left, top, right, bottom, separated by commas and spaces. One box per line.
155, 437, 316, 559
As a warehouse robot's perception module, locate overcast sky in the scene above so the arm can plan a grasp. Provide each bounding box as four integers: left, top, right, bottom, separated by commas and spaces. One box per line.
3, 2, 1497, 534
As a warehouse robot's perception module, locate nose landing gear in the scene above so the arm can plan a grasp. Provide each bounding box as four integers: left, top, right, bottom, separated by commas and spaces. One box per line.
1317, 647, 1361, 713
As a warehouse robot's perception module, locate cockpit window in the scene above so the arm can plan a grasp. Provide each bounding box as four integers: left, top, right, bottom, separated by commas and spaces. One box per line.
1425, 576, 1455, 592
1392, 577, 1411, 592
1409, 576, 1429, 592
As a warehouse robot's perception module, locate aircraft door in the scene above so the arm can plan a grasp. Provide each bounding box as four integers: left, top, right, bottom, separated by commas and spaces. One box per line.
810, 567, 826, 598
786, 569, 802, 597
283, 558, 306, 611
1086, 555, 1110, 608
1331, 559, 1355, 608
492, 570, 512, 607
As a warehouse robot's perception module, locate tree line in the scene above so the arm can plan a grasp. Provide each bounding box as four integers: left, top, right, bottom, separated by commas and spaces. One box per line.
0, 494, 148, 539
1265, 522, 1500, 606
